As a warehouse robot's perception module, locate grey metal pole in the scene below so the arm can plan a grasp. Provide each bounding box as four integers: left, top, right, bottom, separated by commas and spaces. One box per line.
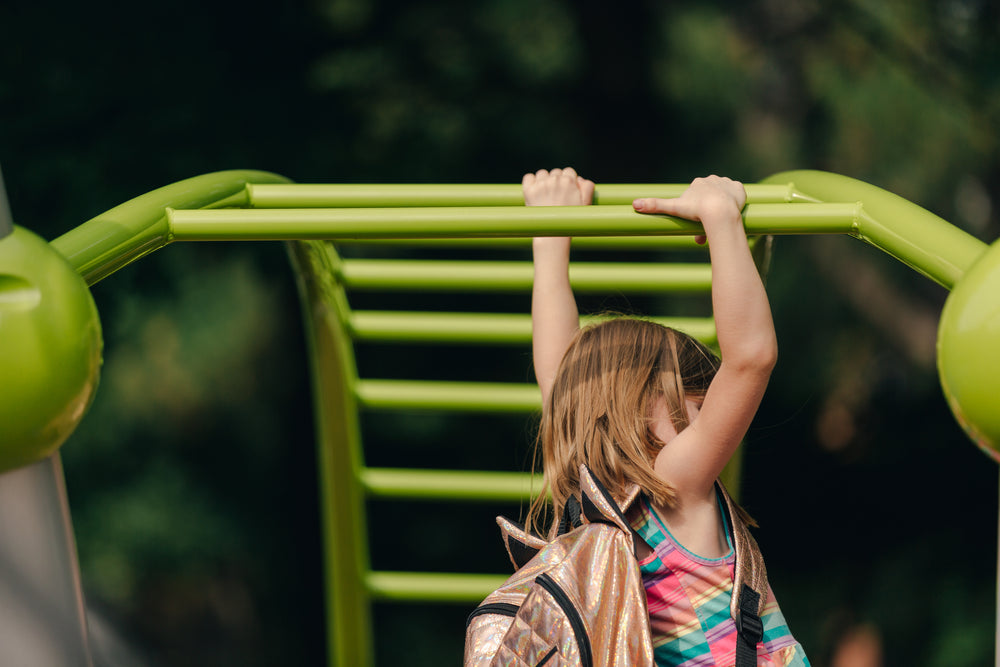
0, 455, 93, 666
0, 163, 13, 239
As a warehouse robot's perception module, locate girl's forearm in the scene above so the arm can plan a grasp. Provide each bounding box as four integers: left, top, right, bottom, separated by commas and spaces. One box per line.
532, 237, 579, 405
523, 169, 593, 405
703, 214, 778, 371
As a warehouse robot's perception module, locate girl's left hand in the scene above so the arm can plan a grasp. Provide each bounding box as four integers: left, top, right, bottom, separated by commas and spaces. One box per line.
523, 167, 595, 207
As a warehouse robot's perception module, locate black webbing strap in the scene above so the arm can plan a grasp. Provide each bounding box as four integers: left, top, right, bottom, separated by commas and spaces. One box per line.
734, 584, 763, 667
556, 495, 582, 536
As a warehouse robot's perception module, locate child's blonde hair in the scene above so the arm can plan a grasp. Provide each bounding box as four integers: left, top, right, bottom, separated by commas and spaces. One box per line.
527, 317, 720, 538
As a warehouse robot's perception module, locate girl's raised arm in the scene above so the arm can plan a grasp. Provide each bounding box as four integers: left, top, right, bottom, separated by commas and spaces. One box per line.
634, 176, 778, 500
525, 168, 594, 410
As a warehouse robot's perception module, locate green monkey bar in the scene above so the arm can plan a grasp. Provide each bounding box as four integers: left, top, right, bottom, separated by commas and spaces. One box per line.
1, 169, 998, 667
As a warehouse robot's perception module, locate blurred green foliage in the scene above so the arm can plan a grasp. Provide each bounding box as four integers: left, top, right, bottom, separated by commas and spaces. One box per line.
2, 0, 1000, 665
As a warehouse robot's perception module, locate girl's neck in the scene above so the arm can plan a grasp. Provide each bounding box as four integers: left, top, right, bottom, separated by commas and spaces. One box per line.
649, 494, 729, 560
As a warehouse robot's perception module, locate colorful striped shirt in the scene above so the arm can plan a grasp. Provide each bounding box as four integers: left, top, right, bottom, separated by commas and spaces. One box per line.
629, 495, 810, 667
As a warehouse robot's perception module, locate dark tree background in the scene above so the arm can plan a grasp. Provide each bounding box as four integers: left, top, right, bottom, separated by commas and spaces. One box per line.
2, 0, 999, 665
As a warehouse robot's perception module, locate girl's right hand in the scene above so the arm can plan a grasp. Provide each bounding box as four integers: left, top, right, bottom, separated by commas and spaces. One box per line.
632, 176, 745, 242
639, 175, 775, 503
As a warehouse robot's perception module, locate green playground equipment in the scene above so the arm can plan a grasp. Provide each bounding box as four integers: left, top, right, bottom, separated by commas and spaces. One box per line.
0, 167, 997, 666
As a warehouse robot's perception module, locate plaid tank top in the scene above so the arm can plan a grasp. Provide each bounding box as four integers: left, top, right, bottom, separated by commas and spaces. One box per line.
629, 495, 810, 667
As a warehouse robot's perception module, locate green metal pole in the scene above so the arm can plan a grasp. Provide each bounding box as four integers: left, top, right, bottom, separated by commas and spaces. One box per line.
166, 202, 860, 241
245, 182, 814, 208
287, 240, 374, 667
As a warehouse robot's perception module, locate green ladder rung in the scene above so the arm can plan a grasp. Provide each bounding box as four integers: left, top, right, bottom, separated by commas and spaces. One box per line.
339, 259, 712, 293
366, 571, 509, 603
349, 312, 717, 345
350, 311, 530, 344
361, 467, 540, 502
355, 380, 540, 413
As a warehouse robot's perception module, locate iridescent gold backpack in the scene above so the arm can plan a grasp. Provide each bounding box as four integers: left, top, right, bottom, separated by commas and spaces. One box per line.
464, 465, 768, 667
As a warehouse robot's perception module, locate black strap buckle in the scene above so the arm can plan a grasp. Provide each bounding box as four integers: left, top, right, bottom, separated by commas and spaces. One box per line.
735, 584, 764, 644
735, 609, 764, 643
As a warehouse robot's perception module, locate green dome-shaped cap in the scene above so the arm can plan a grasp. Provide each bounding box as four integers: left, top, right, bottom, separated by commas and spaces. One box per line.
938, 237, 1000, 460
0, 226, 102, 472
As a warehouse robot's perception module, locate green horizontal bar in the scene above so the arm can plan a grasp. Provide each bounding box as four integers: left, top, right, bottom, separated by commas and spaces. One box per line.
355, 380, 540, 412
246, 182, 809, 208
327, 235, 706, 249
169, 205, 694, 239
361, 468, 540, 501
167, 203, 857, 241
742, 203, 861, 234
329, 233, 765, 251
340, 259, 712, 292
366, 571, 508, 603
349, 311, 716, 345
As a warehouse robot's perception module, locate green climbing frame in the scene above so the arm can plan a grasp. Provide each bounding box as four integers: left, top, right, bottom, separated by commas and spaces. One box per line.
1, 169, 996, 666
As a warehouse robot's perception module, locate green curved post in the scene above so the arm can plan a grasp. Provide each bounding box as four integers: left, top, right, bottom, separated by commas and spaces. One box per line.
287, 240, 373, 667
761, 170, 987, 288
51, 170, 291, 285
760, 170, 1000, 453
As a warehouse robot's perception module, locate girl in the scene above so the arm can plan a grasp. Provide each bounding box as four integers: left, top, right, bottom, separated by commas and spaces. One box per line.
523, 168, 809, 666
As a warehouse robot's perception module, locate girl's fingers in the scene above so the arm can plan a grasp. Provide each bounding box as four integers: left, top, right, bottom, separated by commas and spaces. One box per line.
524, 167, 593, 206
633, 197, 695, 219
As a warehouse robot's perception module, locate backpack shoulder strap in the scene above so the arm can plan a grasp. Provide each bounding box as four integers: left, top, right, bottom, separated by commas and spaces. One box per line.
716, 481, 768, 667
